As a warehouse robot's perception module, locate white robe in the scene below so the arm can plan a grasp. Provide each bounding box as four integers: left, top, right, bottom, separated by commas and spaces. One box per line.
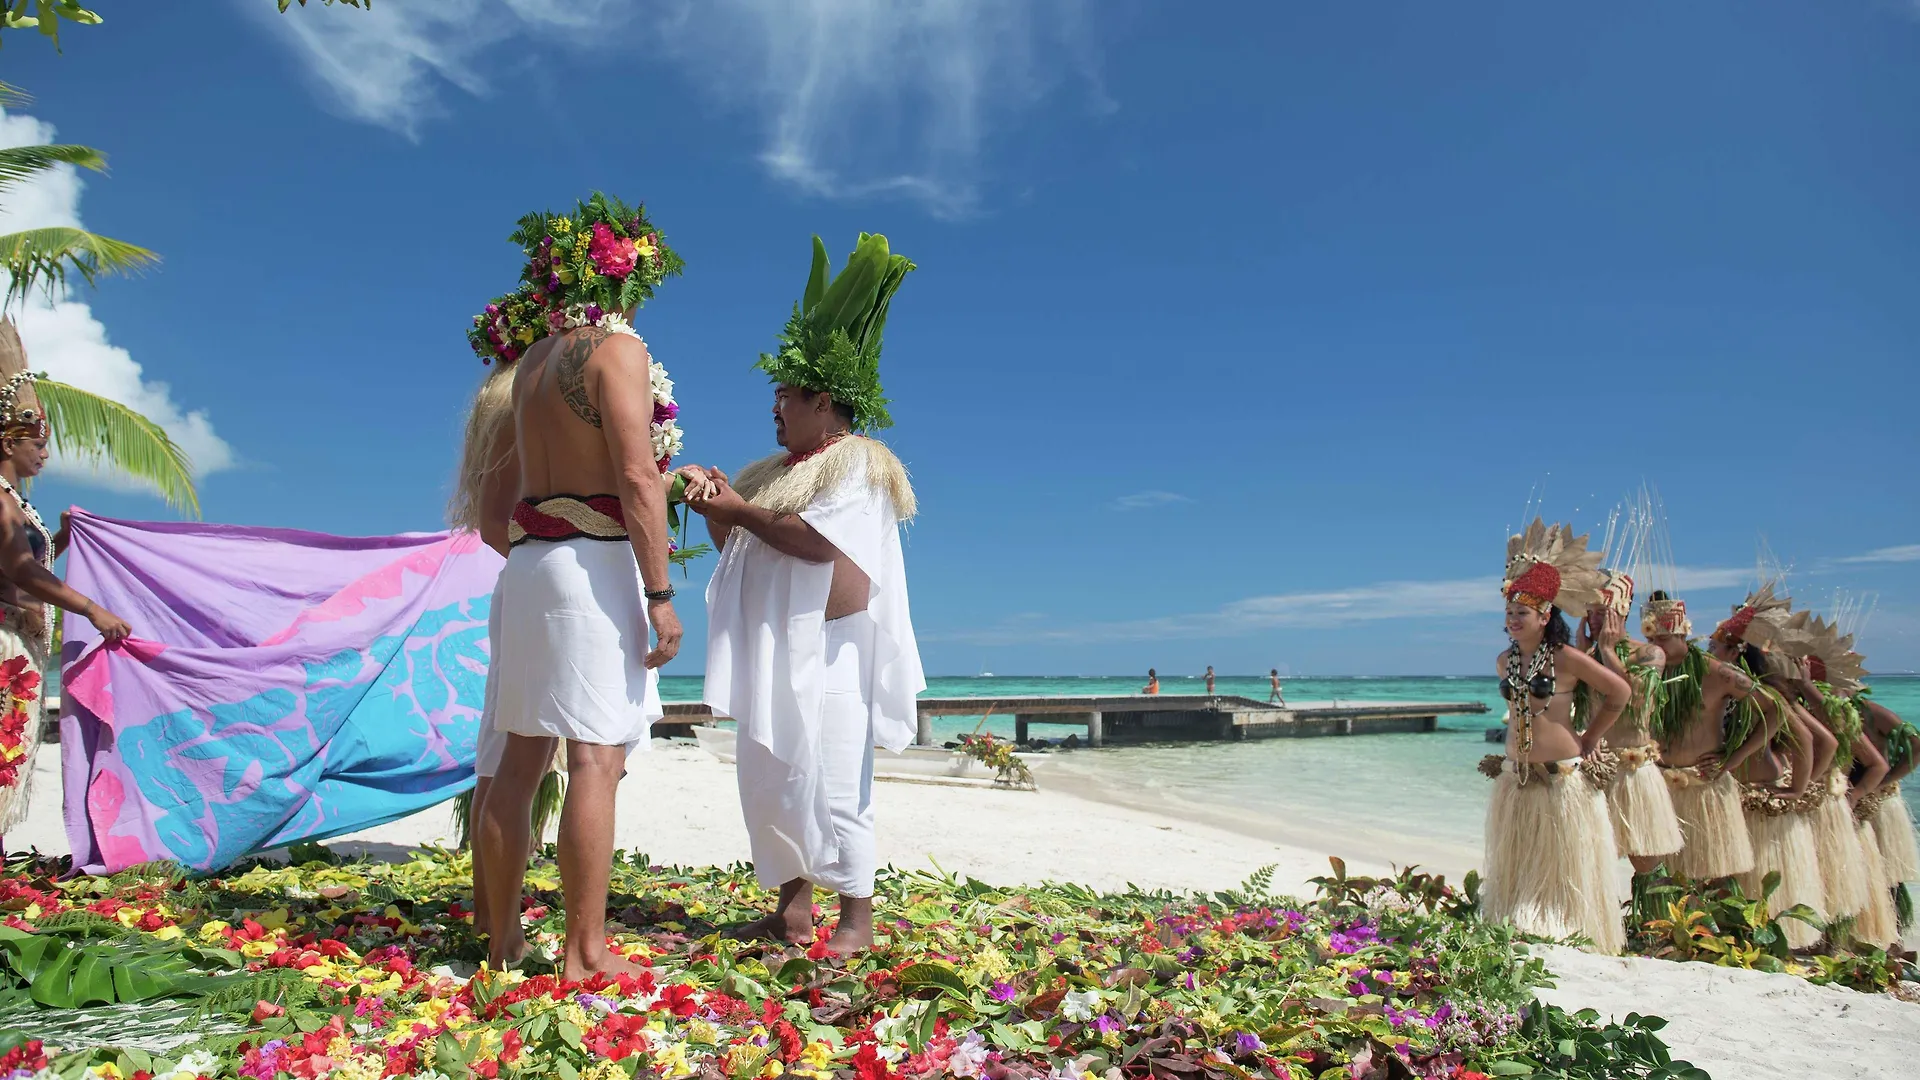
704, 441, 924, 888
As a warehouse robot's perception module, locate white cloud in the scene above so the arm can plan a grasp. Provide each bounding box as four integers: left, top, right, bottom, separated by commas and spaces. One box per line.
929, 562, 1766, 646
259, 0, 1105, 214
0, 108, 235, 495
1825, 544, 1920, 567
1112, 490, 1190, 511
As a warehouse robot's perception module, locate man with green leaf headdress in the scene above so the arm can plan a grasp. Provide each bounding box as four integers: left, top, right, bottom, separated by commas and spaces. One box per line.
683, 233, 924, 955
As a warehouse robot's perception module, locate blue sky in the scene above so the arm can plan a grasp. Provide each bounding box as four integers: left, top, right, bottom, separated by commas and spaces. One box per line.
4, 0, 1917, 676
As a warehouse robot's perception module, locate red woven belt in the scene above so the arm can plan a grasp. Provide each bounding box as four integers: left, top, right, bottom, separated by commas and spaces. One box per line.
508, 495, 627, 547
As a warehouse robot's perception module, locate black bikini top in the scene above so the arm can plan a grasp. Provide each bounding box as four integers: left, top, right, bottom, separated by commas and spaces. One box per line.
1501, 674, 1557, 701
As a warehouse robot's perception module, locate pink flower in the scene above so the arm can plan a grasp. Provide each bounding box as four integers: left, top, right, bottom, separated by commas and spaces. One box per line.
588, 222, 638, 278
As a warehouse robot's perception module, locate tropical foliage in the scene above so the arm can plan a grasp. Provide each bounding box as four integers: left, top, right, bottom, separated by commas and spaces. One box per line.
0, 851, 1702, 1080
0, 141, 158, 311
33, 376, 197, 514
1628, 873, 1912, 994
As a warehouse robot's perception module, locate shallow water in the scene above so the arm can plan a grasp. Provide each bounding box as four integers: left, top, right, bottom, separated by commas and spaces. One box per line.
660, 673, 1920, 871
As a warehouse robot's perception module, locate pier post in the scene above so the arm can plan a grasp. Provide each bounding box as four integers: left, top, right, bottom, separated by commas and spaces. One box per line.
916, 711, 933, 746
1015, 716, 1029, 744
1088, 711, 1104, 748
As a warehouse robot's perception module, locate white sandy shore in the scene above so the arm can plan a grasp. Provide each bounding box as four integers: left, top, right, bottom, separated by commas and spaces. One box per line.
11, 741, 1918, 1078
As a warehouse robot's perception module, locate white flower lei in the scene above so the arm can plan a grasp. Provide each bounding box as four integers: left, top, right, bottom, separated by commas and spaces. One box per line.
562, 306, 685, 466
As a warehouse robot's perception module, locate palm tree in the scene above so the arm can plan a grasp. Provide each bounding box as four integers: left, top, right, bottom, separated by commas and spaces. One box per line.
0, 142, 158, 309
0, 319, 198, 516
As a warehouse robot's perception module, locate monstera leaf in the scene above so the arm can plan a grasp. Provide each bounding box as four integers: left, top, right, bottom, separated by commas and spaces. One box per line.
0, 925, 241, 1009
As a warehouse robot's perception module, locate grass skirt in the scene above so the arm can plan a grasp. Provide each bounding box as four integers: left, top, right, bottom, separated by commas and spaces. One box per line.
1606, 752, 1683, 859
1661, 767, 1754, 880
0, 618, 48, 834
1812, 776, 1872, 919
1853, 819, 1900, 948
1482, 761, 1625, 955
1871, 786, 1919, 885
1737, 798, 1826, 950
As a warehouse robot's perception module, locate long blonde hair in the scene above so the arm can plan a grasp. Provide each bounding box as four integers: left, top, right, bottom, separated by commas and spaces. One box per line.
448, 363, 516, 532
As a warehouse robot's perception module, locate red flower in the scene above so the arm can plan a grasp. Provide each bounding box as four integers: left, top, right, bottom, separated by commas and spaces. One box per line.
852, 1044, 896, 1080
587, 222, 639, 279
774, 1020, 803, 1062
252, 1000, 286, 1022
657, 982, 700, 1017
501, 1028, 524, 1064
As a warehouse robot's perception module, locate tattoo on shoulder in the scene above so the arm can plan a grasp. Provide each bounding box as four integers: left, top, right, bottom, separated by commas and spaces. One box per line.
556, 329, 609, 429
1719, 663, 1753, 696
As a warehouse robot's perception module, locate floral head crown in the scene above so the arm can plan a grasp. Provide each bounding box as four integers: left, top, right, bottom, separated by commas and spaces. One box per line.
0, 371, 46, 442
509, 193, 684, 325
467, 285, 551, 366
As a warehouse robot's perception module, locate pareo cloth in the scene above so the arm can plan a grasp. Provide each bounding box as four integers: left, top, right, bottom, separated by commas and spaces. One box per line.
735, 611, 880, 896
475, 578, 507, 778
0, 612, 48, 833
492, 537, 660, 755
704, 438, 924, 895
1481, 757, 1626, 955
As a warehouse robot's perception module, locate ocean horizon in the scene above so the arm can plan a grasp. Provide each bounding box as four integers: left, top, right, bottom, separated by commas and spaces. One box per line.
660, 673, 1920, 874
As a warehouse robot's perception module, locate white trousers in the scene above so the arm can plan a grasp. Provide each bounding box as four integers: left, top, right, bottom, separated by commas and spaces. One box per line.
475, 577, 507, 778
738, 610, 877, 897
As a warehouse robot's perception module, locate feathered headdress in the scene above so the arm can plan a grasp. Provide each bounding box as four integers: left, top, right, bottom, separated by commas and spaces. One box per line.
1595, 490, 1657, 619
1710, 583, 1795, 651
1633, 485, 1693, 638
1783, 611, 1867, 695
0, 319, 46, 443
1502, 518, 1605, 613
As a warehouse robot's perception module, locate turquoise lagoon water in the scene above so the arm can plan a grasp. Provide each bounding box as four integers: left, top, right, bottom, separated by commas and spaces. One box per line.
659, 673, 1920, 876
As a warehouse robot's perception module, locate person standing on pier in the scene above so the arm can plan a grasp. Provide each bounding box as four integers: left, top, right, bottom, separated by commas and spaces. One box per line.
1480, 520, 1632, 954
1205, 666, 1215, 695
690, 234, 923, 956
1269, 669, 1286, 705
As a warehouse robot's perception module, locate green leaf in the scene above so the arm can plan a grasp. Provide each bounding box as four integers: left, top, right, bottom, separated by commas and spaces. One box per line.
558, 1019, 584, 1049
897, 961, 969, 997
70, 952, 112, 1006
28, 942, 78, 1008
1486, 1062, 1534, 1076
32, 377, 199, 515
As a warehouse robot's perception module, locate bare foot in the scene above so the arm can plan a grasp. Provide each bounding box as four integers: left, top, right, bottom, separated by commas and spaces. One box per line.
824, 921, 874, 956
488, 930, 530, 971
565, 948, 651, 983
731, 910, 813, 946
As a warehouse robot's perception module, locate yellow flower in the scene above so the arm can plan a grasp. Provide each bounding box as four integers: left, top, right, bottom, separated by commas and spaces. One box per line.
417, 997, 452, 1023
800, 1042, 832, 1071
89, 1066, 124, 1080
637, 242, 657, 260
761, 1060, 785, 1079
327, 1055, 386, 1080
554, 218, 574, 234
683, 1019, 723, 1046
20, 902, 37, 921
654, 1042, 696, 1080
584, 1061, 627, 1080
561, 1002, 592, 1030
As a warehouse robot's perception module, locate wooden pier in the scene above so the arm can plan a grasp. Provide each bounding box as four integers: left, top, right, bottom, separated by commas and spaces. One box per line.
657, 695, 1487, 747
913, 695, 1486, 747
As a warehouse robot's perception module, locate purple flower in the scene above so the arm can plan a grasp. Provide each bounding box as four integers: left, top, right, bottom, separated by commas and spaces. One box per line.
578, 992, 616, 1015
1176, 947, 1201, 964
1182, 972, 1198, 990
485, 303, 500, 315
585, 304, 604, 322
541, 235, 555, 251
653, 402, 679, 423
1092, 1015, 1121, 1036
1050, 932, 1066, 945
548, 272, 562, 292
1234, 1034, 1264, 1056
989, 981, 1017, 1003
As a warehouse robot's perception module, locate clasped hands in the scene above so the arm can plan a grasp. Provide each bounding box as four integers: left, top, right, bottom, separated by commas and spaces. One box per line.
673, 465, 746, 522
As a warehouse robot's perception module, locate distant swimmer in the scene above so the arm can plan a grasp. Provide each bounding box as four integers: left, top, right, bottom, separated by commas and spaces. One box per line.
1143, 668, 1159, 695
1205, 665, 1215, 695
1269, 669, 1285, 705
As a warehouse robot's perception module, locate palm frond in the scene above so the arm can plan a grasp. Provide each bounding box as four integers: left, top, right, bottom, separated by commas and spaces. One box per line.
0, 225, 159, 308
0, 80, 29, 107
0, 142, 107, 191
33, 378, 200, 517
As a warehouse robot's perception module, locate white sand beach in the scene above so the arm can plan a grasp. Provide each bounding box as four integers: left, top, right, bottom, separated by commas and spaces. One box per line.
13, 740, 1918, 1079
